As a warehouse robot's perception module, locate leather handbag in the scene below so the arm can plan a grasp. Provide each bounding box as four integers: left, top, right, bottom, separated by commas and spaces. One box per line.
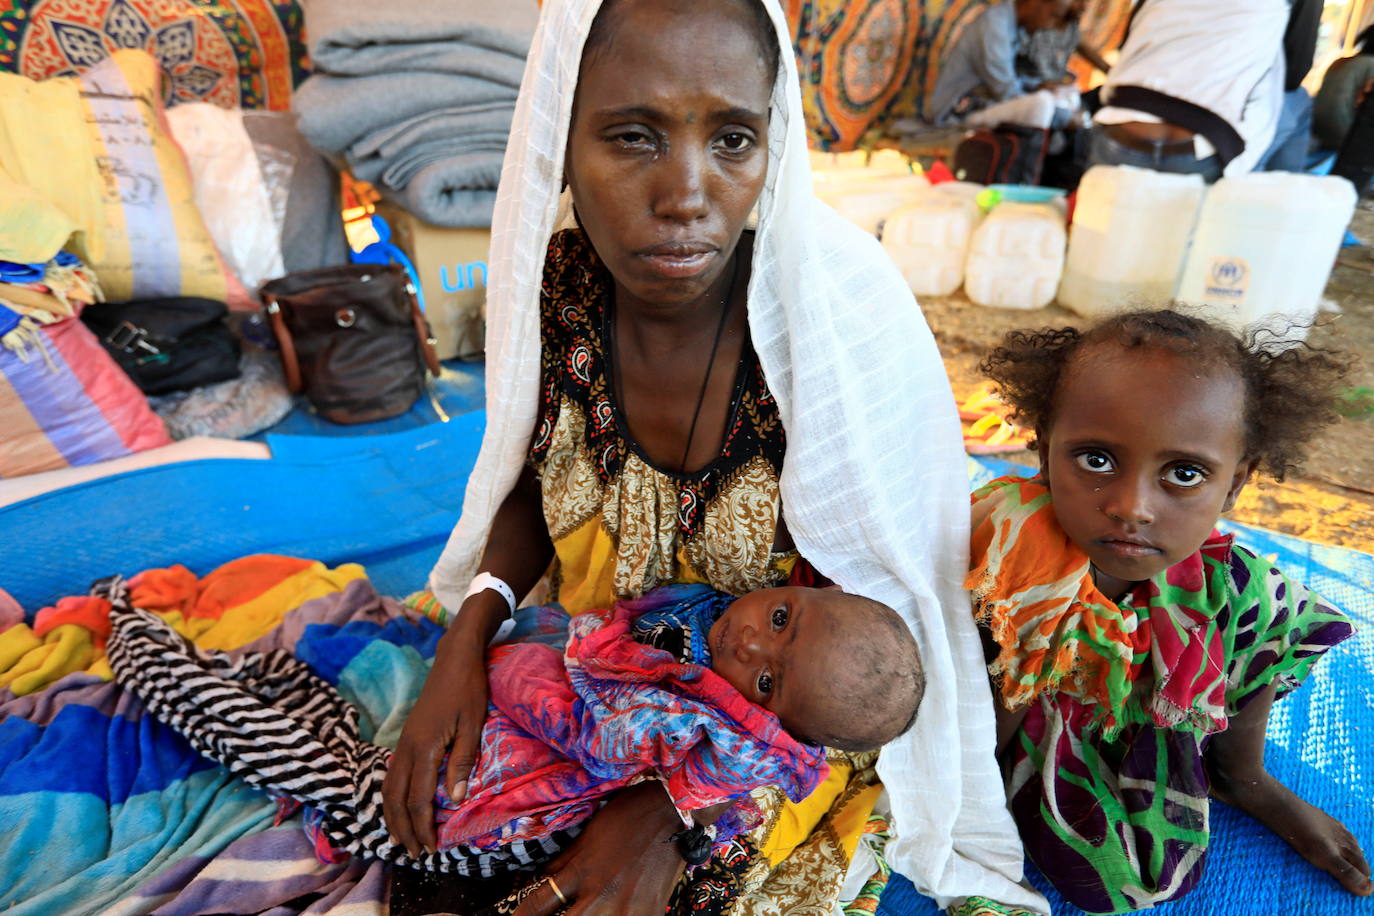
259, 264, 441, 424
82, 297, 241, 396
953, 123, 1049, 186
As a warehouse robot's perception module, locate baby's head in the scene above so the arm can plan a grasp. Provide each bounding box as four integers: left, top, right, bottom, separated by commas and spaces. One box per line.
981, 309, 1348, 594
708, 586, 924, 751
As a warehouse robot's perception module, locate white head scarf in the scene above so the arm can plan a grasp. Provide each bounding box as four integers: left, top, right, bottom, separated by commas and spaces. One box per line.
429, 0, 1045, 909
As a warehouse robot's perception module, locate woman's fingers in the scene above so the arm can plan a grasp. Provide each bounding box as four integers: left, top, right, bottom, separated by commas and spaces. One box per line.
404, 749, 442, 853
443, 701, 484, 802
381, 748, 422, 857
1339, 837, 1373, 895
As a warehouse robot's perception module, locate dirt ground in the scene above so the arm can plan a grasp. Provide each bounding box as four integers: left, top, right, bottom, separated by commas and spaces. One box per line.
928, 198, 1374, 553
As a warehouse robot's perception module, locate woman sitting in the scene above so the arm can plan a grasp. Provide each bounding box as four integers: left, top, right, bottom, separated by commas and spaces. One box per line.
384, 0, 1042, 914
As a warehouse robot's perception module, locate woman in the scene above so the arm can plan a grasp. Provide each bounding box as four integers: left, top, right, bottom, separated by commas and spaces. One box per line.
384, 0, 1044, 913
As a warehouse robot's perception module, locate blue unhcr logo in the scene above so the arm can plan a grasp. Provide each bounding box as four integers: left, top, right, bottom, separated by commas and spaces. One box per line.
1204, 257, 1248, 300
439, 262, 488, 292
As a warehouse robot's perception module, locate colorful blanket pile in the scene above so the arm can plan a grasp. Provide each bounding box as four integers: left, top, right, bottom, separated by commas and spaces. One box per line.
0, 555, 425, 915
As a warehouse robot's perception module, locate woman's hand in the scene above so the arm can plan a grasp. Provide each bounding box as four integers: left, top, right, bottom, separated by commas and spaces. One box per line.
382, 593, 505, 856
513, 781, 686, 916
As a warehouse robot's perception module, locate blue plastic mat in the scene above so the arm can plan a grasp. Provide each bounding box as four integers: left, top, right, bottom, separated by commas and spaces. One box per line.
248, 362, 486, 440
1, 412, 486, 613
877, 457, 1374, 916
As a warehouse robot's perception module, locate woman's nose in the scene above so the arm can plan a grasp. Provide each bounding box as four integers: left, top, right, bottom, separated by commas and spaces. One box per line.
652, 146, 709, 223
1102, 476, 1155, 526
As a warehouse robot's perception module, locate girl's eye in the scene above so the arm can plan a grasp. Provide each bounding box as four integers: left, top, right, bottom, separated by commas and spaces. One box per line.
716, 132, 754, 152
770, 606, 789, 629
1165, 464, 1207, 488
756, 671, 774, 696
1074, 450, 1115, 474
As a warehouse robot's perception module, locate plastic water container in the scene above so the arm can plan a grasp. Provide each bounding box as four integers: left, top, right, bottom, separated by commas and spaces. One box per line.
814, 172, 931, 236
1059, 166, 1205, 318
882, 189, 984, 296
964, 202, 1067, 310
1175, 173, 1356, 341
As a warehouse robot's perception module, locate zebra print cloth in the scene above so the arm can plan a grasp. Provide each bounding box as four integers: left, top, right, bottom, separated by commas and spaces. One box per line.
102, 576, 574, 876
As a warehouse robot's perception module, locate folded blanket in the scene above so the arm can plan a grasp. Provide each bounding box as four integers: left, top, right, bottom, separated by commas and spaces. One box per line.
302, 0, 537, 82
294, 71, 517, 226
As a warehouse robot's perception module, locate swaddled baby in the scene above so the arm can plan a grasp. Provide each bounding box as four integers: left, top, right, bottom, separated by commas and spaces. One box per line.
425, 583, 924, 871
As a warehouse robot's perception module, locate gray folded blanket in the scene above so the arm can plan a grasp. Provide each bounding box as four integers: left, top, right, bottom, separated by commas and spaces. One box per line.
303, 0, 537, 81
293, 0, 537, 228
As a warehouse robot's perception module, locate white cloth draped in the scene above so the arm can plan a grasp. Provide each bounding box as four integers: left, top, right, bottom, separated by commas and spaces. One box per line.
427, 0, 1045, 909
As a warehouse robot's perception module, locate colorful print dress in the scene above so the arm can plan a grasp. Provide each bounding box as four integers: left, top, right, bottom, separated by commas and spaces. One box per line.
529, 228, 794, 614
525, 228, 884, 916
967, 476, 1355, 915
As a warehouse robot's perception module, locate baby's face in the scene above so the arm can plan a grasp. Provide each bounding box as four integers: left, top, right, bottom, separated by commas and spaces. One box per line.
708, 586, 849, 741
1040, 345, 1254, 598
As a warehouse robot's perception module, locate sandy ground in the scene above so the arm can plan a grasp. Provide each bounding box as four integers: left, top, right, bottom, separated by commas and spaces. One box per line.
927, 198, 1374, 553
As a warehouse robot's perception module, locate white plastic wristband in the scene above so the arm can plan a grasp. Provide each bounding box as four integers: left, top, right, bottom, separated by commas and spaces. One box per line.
465, 572, 517, 644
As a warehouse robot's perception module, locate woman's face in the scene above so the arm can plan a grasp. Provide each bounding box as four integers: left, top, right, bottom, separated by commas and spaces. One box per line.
566, 0, 773, 309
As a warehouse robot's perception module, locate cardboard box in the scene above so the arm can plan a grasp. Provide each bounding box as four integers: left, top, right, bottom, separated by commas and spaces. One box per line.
373, 202, 489, 361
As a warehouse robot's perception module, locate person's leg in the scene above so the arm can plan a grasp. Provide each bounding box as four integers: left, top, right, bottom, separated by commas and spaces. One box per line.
1331, 81, 1374, 194
966, 90, 1057, 130
1259, 87, 1315, 172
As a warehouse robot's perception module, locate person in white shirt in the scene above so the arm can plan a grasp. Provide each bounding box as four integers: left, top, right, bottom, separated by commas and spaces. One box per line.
1088, 0, 1289, 181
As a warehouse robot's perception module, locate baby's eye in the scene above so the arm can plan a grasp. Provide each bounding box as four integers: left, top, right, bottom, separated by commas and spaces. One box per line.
756, 671, 774, 696
1074, 450, 1114, 474
770, 606, 789, 629
1165, 464, 1207, 488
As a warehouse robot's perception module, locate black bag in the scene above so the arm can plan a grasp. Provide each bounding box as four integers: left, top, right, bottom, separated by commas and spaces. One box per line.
953, 123, 1050, 185
82, 298, 241, 395
258, 265, 441, 425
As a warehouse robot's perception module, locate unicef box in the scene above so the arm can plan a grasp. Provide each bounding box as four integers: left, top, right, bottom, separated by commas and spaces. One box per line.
375, 202, 489, 361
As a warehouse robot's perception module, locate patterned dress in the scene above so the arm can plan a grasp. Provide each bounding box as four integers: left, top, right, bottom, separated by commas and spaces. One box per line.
968, 477, 1355, 914
525, 228, 884, 916
529, 228, 794, 613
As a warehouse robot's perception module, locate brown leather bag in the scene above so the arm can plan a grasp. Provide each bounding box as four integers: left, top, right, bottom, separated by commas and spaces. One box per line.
260, 265, 441, 424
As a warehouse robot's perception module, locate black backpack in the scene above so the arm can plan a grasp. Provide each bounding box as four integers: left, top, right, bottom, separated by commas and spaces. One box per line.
82, 297, 241, 396
952, 123, 1050, 186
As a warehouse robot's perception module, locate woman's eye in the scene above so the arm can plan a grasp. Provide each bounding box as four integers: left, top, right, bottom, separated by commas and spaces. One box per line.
770, 606, 789, 629
756, 671, 774, 695
1074, 450, 1114, 473
716, 132, 754, 152
609, 129, 653, 149
1165, 464, 1207, 487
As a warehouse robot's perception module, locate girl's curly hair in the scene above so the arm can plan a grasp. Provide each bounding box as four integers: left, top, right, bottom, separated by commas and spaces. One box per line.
978, 309, 1350, 481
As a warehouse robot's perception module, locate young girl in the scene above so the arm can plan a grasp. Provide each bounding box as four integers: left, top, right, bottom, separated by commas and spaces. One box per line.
967, 310, 1370, 913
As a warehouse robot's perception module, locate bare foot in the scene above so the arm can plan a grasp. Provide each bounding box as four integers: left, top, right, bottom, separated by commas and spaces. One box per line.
1211, 768, 1373, 896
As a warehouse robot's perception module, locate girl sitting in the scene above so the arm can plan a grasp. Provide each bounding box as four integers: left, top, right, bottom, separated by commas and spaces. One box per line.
967, 310, 1370, 913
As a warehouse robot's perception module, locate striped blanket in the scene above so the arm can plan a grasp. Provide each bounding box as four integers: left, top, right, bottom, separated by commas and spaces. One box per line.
0, 555, 443, 916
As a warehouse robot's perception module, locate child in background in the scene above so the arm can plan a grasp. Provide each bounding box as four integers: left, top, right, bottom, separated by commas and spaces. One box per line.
967, 310, 1369, 913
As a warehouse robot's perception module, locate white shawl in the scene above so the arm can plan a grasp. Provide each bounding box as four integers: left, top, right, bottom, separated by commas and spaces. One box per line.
428, 0, 1045, 909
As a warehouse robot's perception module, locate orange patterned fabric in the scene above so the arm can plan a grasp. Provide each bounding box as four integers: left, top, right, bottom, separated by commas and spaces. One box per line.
966, 474, 1140, 727
0, 0, 308, 111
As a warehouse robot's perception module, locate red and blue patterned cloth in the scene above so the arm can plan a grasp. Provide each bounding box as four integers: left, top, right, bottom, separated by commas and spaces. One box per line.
435, 584, 829, 851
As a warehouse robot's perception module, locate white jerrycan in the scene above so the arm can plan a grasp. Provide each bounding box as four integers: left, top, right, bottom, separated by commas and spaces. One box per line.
1175, 173, 1356, 342
882, 185, 985, 297
964, 201, 1066, 310
1058, 165, 1205, 318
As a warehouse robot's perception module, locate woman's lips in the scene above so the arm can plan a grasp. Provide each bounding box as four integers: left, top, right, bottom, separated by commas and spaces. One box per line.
636, 244, 718, 279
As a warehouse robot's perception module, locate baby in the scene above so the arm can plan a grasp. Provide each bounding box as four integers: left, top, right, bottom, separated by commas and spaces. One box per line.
427, 583, 924, 869
967, 309, 1368, 913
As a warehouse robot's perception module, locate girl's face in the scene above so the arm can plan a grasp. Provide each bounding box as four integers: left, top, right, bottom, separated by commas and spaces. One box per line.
1039, 344, 1257, 599
565, 0, 772, 309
